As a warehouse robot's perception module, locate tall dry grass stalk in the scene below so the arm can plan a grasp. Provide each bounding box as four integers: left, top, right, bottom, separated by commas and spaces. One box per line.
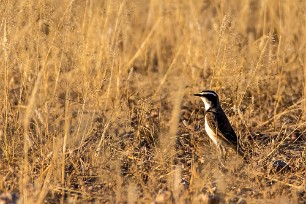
304, 15, 306, 119
22, 70, 42, 203
2, 19, 9, 159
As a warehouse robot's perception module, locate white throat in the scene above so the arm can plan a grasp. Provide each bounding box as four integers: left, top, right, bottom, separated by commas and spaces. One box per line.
201, 97, 211, 111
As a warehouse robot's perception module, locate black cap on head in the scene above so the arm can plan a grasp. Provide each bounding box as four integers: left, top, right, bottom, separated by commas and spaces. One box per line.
194, 90, 218, 98
194, 90, 220, 108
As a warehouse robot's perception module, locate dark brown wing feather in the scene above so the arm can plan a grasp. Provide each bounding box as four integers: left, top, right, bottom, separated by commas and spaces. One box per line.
206, 110, 244, 156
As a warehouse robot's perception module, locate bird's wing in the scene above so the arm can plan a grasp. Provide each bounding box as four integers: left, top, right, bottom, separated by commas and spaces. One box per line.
205, 111, 244, 155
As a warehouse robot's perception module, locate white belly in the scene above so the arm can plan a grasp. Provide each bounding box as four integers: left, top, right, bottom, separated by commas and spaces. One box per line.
205, 116, 218, 145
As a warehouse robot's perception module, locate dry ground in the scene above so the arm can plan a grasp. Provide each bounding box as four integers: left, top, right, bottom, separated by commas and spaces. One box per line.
0, 0, 306, 203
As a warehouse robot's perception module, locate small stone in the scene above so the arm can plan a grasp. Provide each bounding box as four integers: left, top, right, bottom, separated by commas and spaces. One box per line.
272, 160, 290, 173
0, 192, 18, 204
197, 193, 221, 204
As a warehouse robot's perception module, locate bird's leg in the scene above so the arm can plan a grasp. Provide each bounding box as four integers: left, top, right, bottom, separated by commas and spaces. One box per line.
217, 145, 227, 167
220, 145, 227, 159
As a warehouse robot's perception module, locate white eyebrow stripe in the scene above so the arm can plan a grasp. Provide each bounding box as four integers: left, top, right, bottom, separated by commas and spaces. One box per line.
202, 91, 217, 97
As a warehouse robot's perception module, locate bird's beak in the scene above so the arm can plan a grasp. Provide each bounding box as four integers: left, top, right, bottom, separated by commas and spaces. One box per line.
193, 93, 203, 97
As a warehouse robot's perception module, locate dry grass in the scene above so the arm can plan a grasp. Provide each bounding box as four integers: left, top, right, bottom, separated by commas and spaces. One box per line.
0, 0, 306, 203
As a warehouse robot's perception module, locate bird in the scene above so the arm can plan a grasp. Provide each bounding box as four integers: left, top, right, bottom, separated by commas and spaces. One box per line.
194, 90, 244, 159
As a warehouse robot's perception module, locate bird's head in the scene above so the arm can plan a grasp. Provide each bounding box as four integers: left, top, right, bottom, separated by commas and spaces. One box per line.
194, 90, 220, 111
